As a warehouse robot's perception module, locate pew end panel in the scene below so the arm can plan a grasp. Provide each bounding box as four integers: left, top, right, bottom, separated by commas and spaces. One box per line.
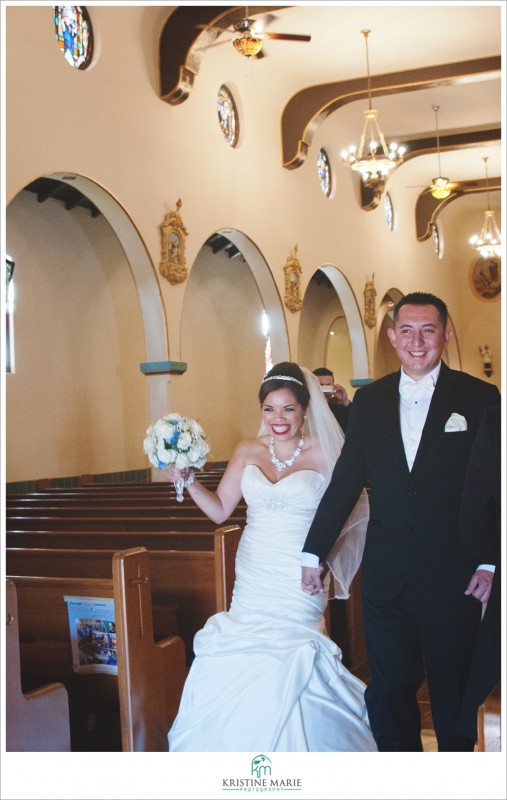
5, 580, 71, 752
112, 548, 186, 752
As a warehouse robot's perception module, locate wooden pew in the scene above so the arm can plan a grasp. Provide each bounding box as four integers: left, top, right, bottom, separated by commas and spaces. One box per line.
6, 504, 246, 518
6, 580, 71, 752
6, 527, 238, 551
4, 523, 369, 683
7, 548, 187, 752
6, 525, 242, 666
477, 682, 501, 752
6, 514, 244, 531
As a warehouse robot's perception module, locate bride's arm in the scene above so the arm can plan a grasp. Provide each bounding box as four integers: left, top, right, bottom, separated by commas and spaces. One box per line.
166, 441, 248, 524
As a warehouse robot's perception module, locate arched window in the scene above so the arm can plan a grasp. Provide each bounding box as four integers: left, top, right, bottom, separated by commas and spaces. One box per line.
261, 309, 273, 374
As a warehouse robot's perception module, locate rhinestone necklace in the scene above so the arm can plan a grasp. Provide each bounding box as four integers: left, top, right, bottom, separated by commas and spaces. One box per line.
269, 433, 305, 472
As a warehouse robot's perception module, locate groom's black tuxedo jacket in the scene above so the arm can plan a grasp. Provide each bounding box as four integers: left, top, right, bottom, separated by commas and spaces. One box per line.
303, 362, 501, 600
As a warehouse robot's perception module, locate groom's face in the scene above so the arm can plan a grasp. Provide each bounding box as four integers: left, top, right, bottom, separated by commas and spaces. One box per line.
387, 303, 450, 380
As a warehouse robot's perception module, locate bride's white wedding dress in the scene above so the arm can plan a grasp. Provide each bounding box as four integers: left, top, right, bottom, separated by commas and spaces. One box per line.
168, 464, 377, 752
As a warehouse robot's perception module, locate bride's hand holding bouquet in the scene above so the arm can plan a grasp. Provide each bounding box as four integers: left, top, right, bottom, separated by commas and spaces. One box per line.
143, 413, 211, 501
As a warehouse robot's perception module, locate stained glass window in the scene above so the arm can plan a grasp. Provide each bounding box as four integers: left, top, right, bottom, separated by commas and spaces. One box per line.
317, 148, 332, 198
53, 6, 93, 70
384, 192, 394, 231
217, 86, 239, 147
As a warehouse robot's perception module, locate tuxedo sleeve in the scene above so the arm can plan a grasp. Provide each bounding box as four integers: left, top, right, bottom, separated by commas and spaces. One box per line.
303, 394, 368, 560
460, 404, 501, 566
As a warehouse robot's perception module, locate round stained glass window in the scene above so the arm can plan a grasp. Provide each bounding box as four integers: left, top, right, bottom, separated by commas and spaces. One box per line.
217, 85, 239, 147
53, 6, 93, 70
317, 148, 332, 198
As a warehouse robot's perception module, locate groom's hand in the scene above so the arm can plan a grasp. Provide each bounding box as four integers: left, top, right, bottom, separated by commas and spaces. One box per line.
464, 568, 494, 603
301, 566, 325, 595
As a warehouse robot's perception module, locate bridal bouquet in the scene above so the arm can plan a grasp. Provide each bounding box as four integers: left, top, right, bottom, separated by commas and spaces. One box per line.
143, 413, 211, 501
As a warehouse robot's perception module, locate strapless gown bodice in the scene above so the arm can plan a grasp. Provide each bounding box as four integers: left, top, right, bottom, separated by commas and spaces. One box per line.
168, 465, 377, 752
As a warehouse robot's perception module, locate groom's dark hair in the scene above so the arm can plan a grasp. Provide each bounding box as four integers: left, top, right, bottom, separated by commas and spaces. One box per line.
394, 292, 448, 328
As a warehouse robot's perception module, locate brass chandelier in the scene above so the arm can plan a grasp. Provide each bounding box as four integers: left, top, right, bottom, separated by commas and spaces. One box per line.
341, 30, 405, 196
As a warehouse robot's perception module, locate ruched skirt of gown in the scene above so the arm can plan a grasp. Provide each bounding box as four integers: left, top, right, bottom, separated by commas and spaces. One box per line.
168, 465, 377, 752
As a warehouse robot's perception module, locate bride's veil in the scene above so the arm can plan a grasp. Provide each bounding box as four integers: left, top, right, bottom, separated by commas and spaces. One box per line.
300, 368, 369, 600
258, 366, 368, 600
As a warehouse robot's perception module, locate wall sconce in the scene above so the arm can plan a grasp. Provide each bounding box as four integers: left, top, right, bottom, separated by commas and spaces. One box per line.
479, 345, 493, 377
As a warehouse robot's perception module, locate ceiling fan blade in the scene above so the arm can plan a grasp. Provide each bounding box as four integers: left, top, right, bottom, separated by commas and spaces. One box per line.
265, 32, 311, 42
257, 13, 280, 29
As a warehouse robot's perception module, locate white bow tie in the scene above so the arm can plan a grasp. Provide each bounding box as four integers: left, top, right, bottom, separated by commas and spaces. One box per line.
399, 375, 435, 401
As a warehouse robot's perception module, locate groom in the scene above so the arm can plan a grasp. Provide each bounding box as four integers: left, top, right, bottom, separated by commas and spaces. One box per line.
301, 292, 500, 751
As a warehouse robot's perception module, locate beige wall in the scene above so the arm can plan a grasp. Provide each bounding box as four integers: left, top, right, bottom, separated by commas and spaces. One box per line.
6, 191, 147, 481
5, 5, 501, 482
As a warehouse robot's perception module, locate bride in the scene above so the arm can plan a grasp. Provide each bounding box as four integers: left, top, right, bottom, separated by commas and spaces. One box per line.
166, 361, 376, 752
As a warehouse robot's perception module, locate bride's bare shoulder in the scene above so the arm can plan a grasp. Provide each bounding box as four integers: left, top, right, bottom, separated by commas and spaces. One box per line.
232, 437, 267, 461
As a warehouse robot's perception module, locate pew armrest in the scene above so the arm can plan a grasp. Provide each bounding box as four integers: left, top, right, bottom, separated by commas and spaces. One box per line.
477, 682, 501, 752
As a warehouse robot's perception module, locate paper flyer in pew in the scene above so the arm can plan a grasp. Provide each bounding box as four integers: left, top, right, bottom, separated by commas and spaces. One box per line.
64, 595, 118, 675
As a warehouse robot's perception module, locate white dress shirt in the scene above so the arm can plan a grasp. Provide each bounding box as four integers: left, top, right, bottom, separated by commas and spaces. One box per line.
399, 364, 440, 471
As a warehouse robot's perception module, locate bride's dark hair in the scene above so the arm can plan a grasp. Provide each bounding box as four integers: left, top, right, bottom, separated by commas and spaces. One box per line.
259, 362, 310, 408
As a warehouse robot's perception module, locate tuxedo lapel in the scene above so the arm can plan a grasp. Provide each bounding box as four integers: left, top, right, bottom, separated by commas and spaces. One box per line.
380, 371, 411, 473
411, 362, 453, 472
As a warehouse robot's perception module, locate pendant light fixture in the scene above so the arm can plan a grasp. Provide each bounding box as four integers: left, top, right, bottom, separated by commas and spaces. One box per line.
430, 105, 451, 199
470, 156, 501, 258
341, 29, 405, 197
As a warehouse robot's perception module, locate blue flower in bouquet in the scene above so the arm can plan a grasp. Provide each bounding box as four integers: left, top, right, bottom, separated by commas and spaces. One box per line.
143, 413, 211, 471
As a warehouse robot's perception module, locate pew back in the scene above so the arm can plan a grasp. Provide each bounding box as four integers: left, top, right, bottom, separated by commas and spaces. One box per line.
6, 525, 242, 661
7, 548, 187, 751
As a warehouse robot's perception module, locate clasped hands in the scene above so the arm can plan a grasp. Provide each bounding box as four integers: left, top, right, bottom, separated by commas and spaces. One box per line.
465, 568, 494, 604
301, 564, 328, 595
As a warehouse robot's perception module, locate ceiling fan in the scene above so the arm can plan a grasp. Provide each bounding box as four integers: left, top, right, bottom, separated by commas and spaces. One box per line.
198, 11, 311, 59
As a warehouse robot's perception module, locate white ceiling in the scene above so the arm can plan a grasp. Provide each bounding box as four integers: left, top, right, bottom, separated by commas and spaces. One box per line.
194, 3, 502, 187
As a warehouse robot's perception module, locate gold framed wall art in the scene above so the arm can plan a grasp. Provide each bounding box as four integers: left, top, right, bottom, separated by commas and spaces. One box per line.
469, 255, 501, 302
283, 245, 302, 313
159, 199, 189, 284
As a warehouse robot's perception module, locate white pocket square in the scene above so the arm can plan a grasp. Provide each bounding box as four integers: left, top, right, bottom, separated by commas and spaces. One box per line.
444, 413, 467, 432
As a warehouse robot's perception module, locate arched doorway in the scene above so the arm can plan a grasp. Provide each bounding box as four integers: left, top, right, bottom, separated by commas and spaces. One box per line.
174, 229, 289, 461
299, 265, 368, 397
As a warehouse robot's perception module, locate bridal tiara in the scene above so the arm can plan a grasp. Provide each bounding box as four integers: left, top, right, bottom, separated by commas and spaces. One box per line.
262, 374, 304, 386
